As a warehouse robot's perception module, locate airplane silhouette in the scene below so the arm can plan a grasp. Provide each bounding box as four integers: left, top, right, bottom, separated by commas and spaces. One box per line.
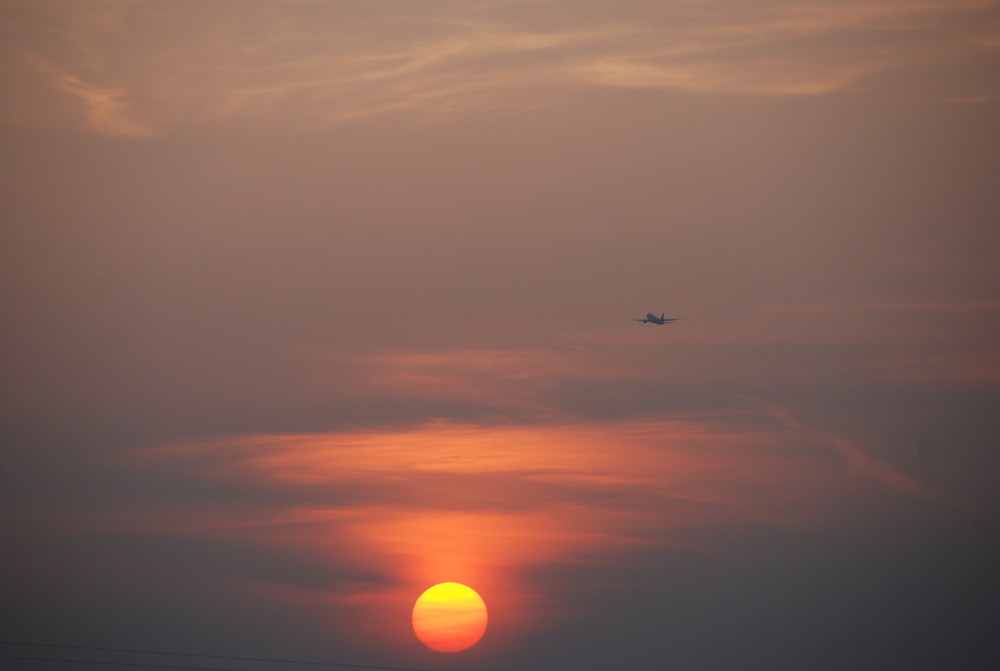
634, 312, 680, 324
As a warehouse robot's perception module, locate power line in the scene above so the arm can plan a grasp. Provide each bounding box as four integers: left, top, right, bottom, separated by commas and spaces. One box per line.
0, 641, 435, 671
0, 655, 238, 671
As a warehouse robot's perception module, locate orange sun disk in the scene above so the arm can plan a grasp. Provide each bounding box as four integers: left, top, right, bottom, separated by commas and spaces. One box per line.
411, 582, 488, 653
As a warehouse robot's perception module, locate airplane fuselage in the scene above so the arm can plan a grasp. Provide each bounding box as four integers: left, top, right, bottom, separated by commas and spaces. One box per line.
635, 312, 679, 324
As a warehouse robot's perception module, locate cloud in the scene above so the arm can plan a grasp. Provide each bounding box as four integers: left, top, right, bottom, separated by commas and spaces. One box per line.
870, 348, 1000, 386
571, 57, 876, 96
41, 401, 946, 651
112, 411, 943, 556
346, 348, 609, 417
569, 0, 1000, 96
3, 0, 998, 134
40, 64, 155, 137
3, 414, 848, 645
748, 397, 951, 502
759, 300, 1000, 314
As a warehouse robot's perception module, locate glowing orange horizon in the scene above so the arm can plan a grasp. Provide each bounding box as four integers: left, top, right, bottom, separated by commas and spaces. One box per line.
412, 582, 488, 653
121, 411, 938, 651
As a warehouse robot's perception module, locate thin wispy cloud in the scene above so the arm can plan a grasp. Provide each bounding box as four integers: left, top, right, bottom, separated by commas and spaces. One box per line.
751, 397, 950, 502
37, 62, 155, 137
112, 416, 911, 561
572, 57, 877, 96
3, 0, 997, 134
759, 300, 1000, 313
870, 348, 1000, 386
570, 0, 1000, 96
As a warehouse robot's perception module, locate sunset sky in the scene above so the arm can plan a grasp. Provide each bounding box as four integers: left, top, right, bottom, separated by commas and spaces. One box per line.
2, 2, 999, 670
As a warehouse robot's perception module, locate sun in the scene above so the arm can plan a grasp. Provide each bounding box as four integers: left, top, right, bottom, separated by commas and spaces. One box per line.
411, 582, 488, 653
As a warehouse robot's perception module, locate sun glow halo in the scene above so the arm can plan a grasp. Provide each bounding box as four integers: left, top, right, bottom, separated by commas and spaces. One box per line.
411, 582, 488, 653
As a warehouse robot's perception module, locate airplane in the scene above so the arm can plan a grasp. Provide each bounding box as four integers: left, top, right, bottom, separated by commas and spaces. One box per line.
634, 312, 680, 324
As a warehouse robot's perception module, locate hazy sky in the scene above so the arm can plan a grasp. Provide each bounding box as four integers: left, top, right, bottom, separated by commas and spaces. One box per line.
2, 2, 999, 670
